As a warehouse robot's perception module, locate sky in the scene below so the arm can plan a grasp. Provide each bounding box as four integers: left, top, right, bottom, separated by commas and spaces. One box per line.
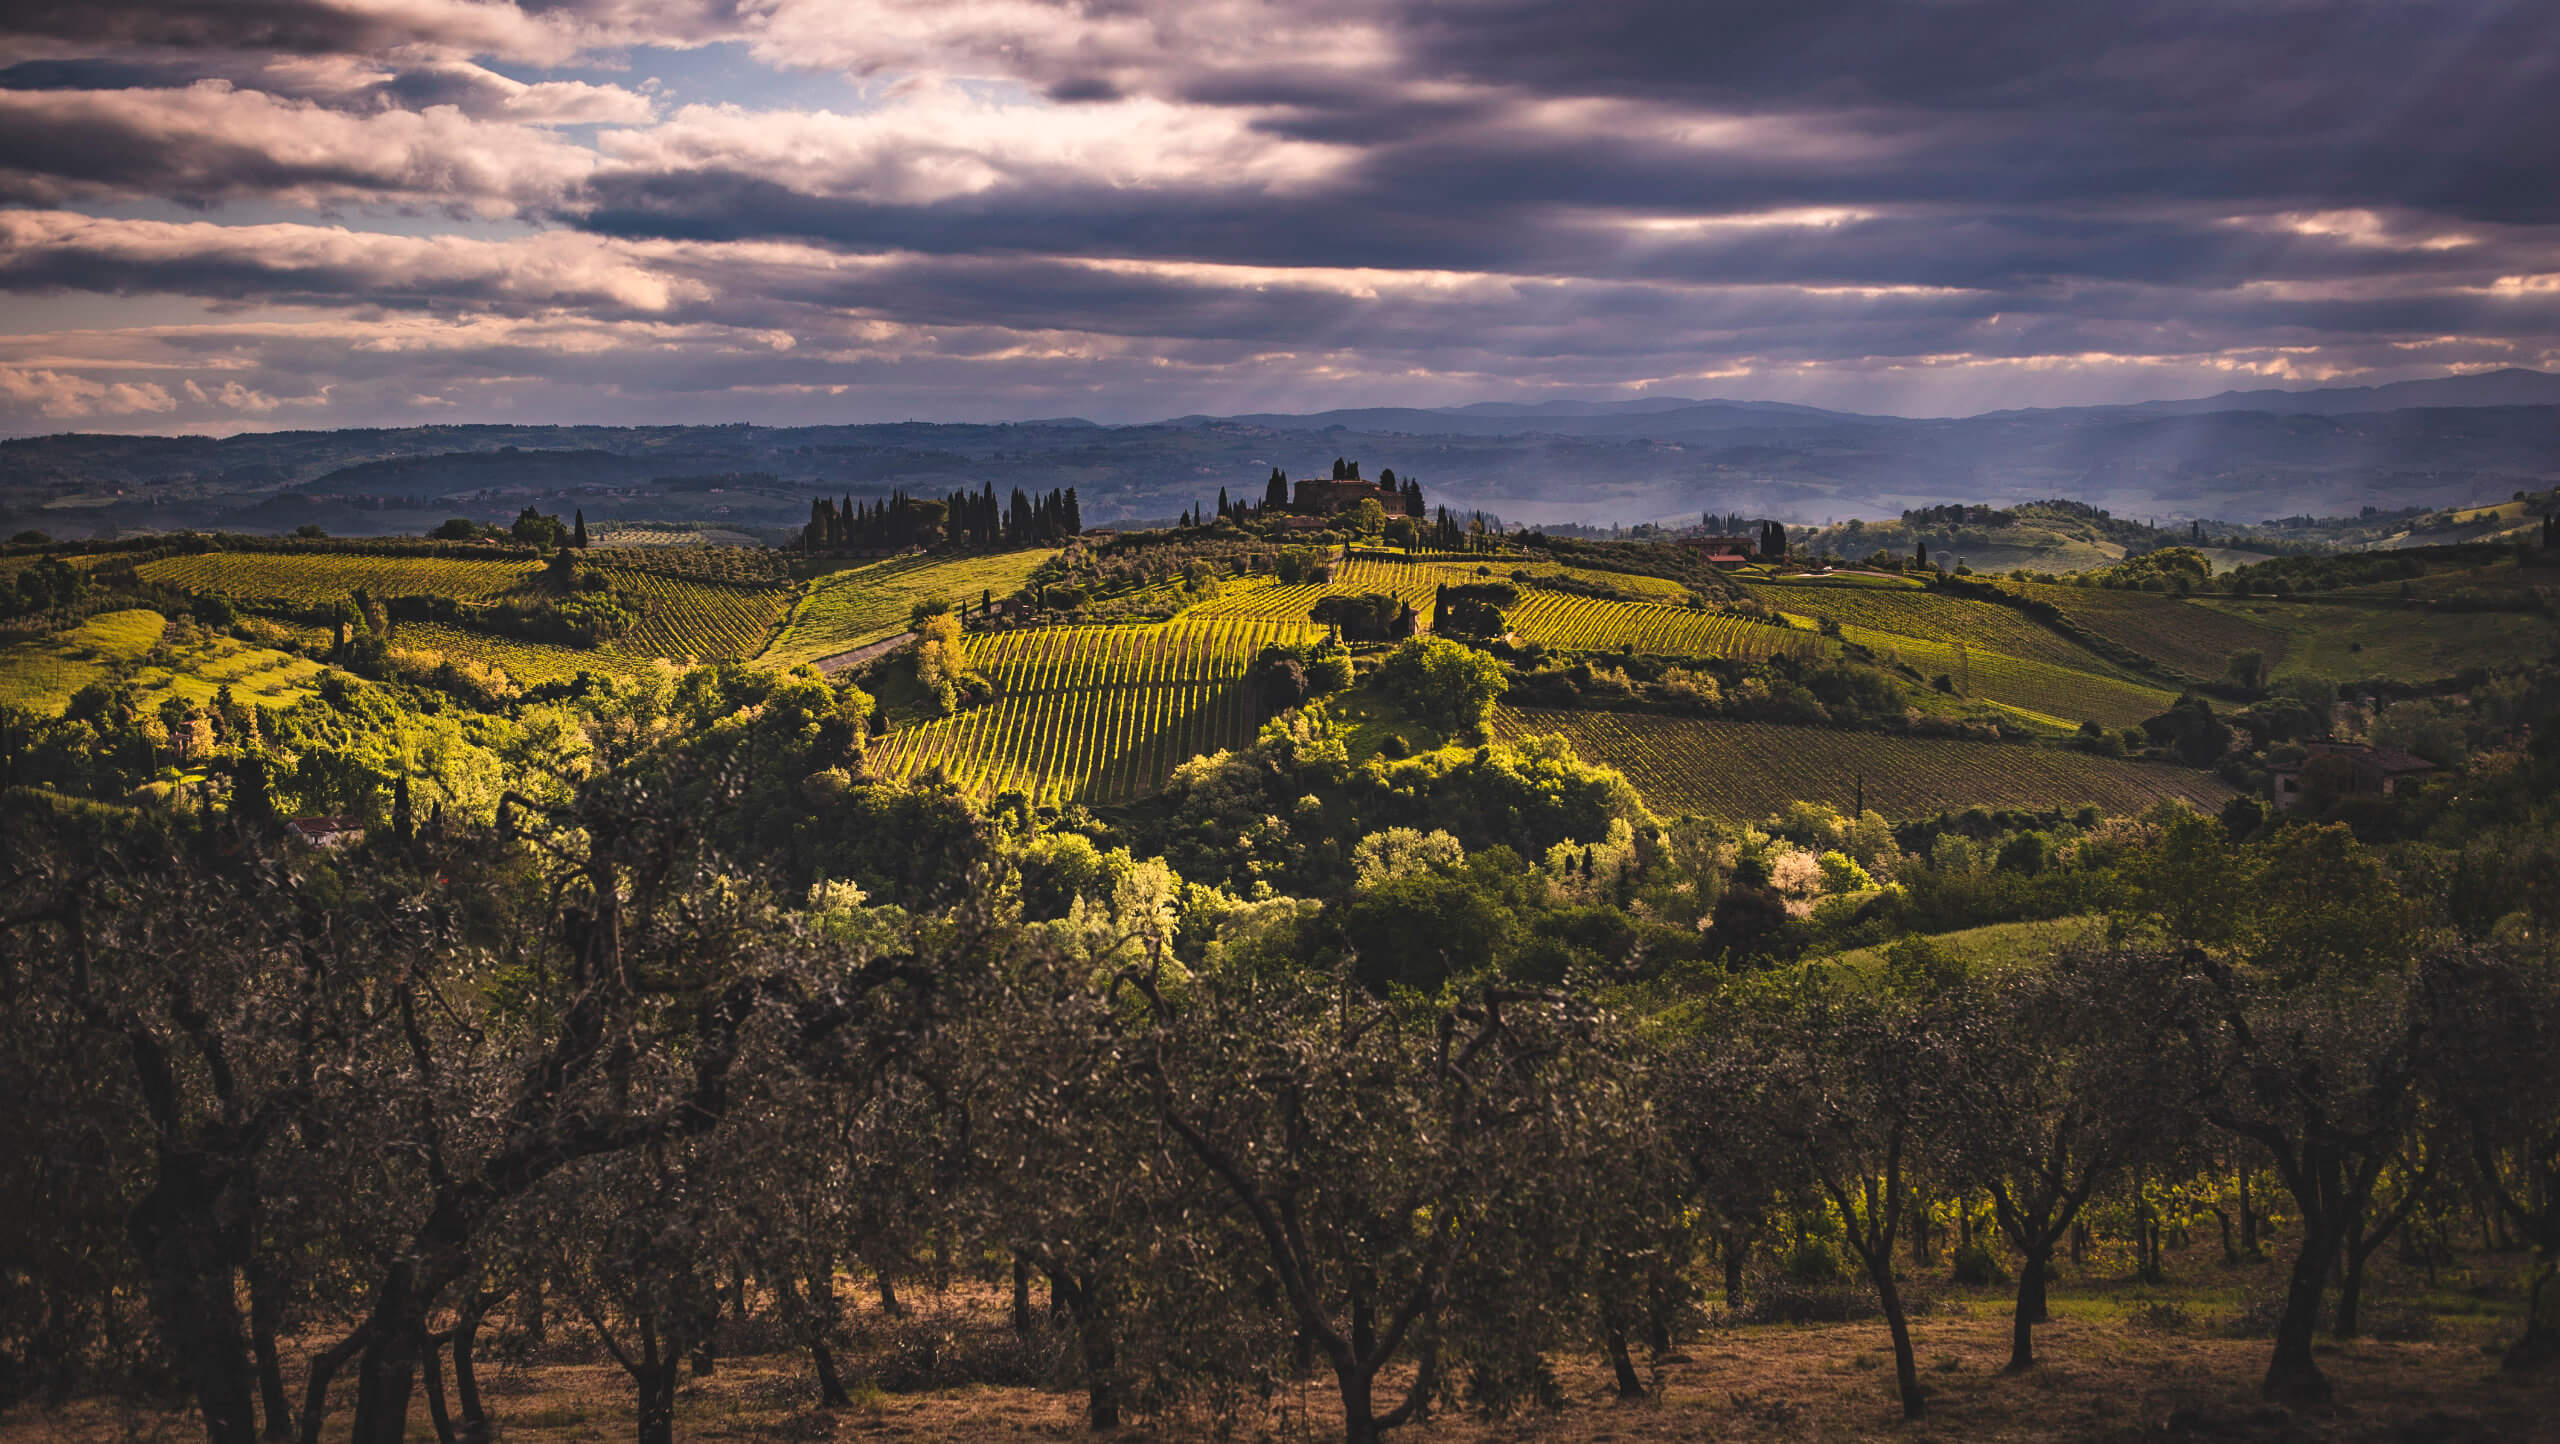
0, 0, 2556, 435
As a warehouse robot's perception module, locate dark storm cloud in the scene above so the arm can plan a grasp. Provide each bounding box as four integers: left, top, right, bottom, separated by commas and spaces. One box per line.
1, 0, 2557, 429
1391, 0, 2560, 216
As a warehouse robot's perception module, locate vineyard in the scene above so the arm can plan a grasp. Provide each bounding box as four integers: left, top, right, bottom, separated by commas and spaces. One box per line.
585, 545, 796, 584
127, 548, 794, 673
136, 552, 543, 602
1829, 623, 2173, 728
1739, 579, 2128, 673
1487, 707, 2235, 823
598, 568, 792, 665
761, 550, 1056, 669
1506, 593, 1824, 662
587, 526, 764, 549
1185, 578, 1356, 623
1370, 554, 1696, 601
2003, 581, 2290, 680
381, 575, 794, 683
865, 618, 1312, 804
1185, 557, 1704, 633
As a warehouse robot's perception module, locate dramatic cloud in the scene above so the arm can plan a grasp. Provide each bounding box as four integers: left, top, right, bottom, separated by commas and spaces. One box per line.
0, 0, 2555, 431
0, 81, 597, 210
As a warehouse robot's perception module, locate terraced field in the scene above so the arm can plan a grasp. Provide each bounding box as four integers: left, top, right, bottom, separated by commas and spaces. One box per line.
0, 609, 327, 714
2007, 581, 2289, 680
761, 551, 1055, 669
865, 618, 1312, 804
1488, 707, 2234, 823
138, 552, 542, 601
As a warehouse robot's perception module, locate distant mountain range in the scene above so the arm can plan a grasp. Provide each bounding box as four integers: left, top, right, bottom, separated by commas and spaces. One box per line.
1163, 368, 2560, 437
6, 372, 2557, 540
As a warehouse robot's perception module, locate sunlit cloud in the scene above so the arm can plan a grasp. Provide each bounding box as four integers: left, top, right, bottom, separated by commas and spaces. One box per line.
0, 0, 2552, 429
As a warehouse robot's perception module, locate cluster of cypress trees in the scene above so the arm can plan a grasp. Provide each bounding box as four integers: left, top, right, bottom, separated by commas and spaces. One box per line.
804, 485, 1080, 553
945, 483, 1082, 548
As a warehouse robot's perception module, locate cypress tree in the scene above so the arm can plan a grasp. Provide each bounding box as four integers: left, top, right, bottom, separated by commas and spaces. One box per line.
233, 751, 276, 830
573, 509, 589, 548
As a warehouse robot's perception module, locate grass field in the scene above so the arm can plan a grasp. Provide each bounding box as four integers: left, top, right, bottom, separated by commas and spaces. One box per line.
1935, 536, 2122, 572
2006, 582, 2289, 682
2190, 598, 2560, 681
384, 623, 608, 686
2333, 555, 2560, 601
2192, 546, 2278, 572
1489, 707, 2234, 822
0, 609, 327, 715
1828, 916, 2107, 974
761, 551, 1055, 669
7, 1238, 2534, 1444
865, 618, 1312, 804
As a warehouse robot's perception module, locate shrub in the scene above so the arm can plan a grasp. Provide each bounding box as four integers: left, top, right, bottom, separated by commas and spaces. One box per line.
2125, 1299, 2193, 1334
1377, 636, 1508, 733
1785, 1237, 1845, 1283
1950, 1241, 2011, 1287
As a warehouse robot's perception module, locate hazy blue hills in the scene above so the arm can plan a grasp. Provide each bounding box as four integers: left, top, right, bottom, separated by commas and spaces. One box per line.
5, 374, 2556, 539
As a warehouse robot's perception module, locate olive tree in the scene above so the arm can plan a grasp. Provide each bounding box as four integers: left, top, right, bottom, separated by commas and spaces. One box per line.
1942, 945, 2194, 1372
1133, 958, 1633, 1444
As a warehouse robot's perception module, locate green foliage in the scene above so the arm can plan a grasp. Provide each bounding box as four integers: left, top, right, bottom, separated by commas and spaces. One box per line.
2097, 546, 2212, 591
1377, 636, 1507, 733
1309, 590, 1415, 642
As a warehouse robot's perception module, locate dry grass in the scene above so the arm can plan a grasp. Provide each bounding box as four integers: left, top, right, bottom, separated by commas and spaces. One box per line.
4, 1255, 2548, 1444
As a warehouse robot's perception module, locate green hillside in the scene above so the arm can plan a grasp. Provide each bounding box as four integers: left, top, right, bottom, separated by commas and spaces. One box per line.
760, 550, 1056, 669
2003, 581, 2289, 681
2191, 598, 2560, 681
0, 609, 329, 714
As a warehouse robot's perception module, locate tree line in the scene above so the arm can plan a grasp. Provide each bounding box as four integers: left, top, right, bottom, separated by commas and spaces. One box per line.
803, 486, 1082, 554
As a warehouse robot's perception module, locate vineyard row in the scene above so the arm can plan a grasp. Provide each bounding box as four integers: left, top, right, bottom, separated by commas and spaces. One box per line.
865, 619, 1315, 804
